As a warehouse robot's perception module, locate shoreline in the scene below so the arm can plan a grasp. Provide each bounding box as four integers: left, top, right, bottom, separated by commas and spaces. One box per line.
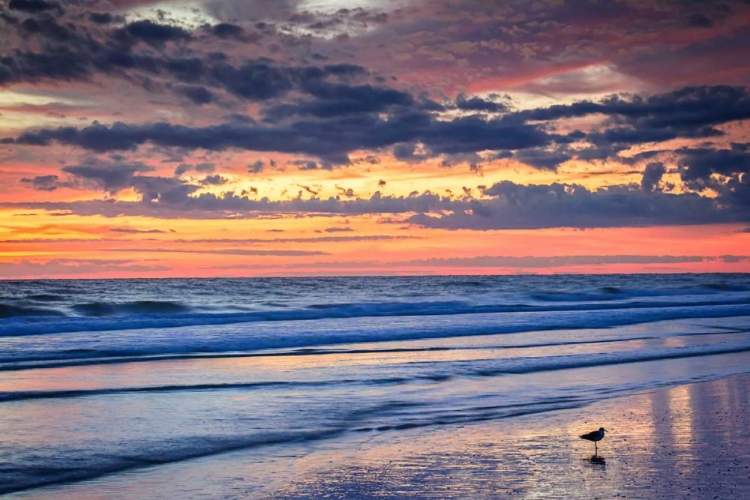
10, 370, 750, 499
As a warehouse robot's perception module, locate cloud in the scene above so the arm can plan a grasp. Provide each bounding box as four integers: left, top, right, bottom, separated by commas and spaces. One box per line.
0, 258, 169, 277
3, 179, 747, 229
10, 110, 557, 165
411, 181, 745, 230
10, 85, 748, 168
520, 86, 750, 149
2, 1, 750, 244
261, 82, 421, 121
200, 174, 229, 186
19, 15, 77, 42
677, 143, 750, 189
244, 254, 750, 271
247, 160, 265, 173
109, 227, 167, 234
61, 161, 153, 193
121, 20, 191, 46
7, 0, 60, 13
20, 174, 66, 191
175, 163, 215, 176
641, 162, 666, 192
206, 23, 245, 39
687, 12, 713, 28
455, 94, 508, 113
178, 85, 214, 105
177, 235, 417, 243
0, 9, 372, 107
512, 147, 573, 171
103, 248, 329, 256
405, 254, 747, 268
89, 12, 114, 25
517, 85, 750, 136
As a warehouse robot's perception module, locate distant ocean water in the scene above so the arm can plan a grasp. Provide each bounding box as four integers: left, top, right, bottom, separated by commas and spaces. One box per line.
2, 274, 750, 496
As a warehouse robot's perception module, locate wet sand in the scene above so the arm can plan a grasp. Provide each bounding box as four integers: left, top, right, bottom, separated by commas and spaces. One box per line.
266, 374, 750, 499
9, 372, 750, 499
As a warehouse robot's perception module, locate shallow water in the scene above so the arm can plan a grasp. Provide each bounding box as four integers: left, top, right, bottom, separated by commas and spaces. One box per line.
1, 275, 749, 496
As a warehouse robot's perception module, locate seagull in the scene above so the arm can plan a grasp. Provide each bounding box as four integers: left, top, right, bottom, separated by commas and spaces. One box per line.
580, 427, 607, 456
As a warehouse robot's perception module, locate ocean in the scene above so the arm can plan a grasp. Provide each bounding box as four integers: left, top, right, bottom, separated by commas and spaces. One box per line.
2, 274, 750, 497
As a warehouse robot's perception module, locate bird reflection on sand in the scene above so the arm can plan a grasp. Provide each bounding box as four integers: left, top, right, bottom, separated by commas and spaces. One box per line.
585, 455, 607, 468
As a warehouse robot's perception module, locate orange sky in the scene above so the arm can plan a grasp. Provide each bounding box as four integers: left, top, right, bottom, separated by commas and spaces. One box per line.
0, 0, 749, 278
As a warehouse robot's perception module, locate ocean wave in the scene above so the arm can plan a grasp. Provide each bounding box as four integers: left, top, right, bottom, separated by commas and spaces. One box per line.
28, 294, 66, 302
531, 284, 750, 303
3, 338, 747, 401
1, 303, 749, 372
0, 303, 65, 319
71, 301, 192, 317
1, 296, 750, 337
0, 335, 660, 372
0, 429, 347, 496
700, 283, 750, 292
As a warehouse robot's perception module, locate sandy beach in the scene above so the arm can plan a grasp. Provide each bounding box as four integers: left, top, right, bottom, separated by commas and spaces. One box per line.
9, 372, 749, 500
264, 374, 750, 499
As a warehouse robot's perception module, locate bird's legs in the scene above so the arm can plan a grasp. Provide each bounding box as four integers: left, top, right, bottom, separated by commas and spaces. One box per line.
594, 442, 598, 457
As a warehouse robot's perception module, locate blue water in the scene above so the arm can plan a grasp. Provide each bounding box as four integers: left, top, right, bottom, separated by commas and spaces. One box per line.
1, 274, 750, 497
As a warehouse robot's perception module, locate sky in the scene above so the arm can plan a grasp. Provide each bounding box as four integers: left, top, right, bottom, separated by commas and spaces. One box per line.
0, 0, 749, 278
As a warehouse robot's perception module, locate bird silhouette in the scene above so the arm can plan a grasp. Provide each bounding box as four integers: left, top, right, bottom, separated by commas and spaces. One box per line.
580, 427, 607, 456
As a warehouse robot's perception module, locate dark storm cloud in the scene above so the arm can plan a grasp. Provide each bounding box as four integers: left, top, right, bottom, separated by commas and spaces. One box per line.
512, 148, 574, 171
19, 15, 77, 42
392, 142, 430, 162
200, 174, 228, 186
455, 94, 508, 113
5, 174, 747, 229
411, 181, 744, 230
88, 12, 114, 25
206, 23, 245, 39
687, 12, 713, 28
174, 163, 215, 176
519, 86, 750, 136
10, 110, 558, 165
207, 61, 369, 102
641, 162, 666, 192
20, 174, 65, 191
677, 143, 750, 189
120, 20, 191, 46
422, 114, 552, 156
0, 9, 371, 105
1, 189, 456, 219
61, 161, 153, 193
291, 159, 324, 170
247, 160, 265, 173
7, 0, 61, 13
9, 85, 749, 170
715, 173, 750, 213
0, 46, 92, 84
178, 85, 214, 105
261, 83, 419, 121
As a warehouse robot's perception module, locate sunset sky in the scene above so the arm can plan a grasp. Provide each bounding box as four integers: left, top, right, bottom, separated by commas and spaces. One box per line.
1, 0, 749, 278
